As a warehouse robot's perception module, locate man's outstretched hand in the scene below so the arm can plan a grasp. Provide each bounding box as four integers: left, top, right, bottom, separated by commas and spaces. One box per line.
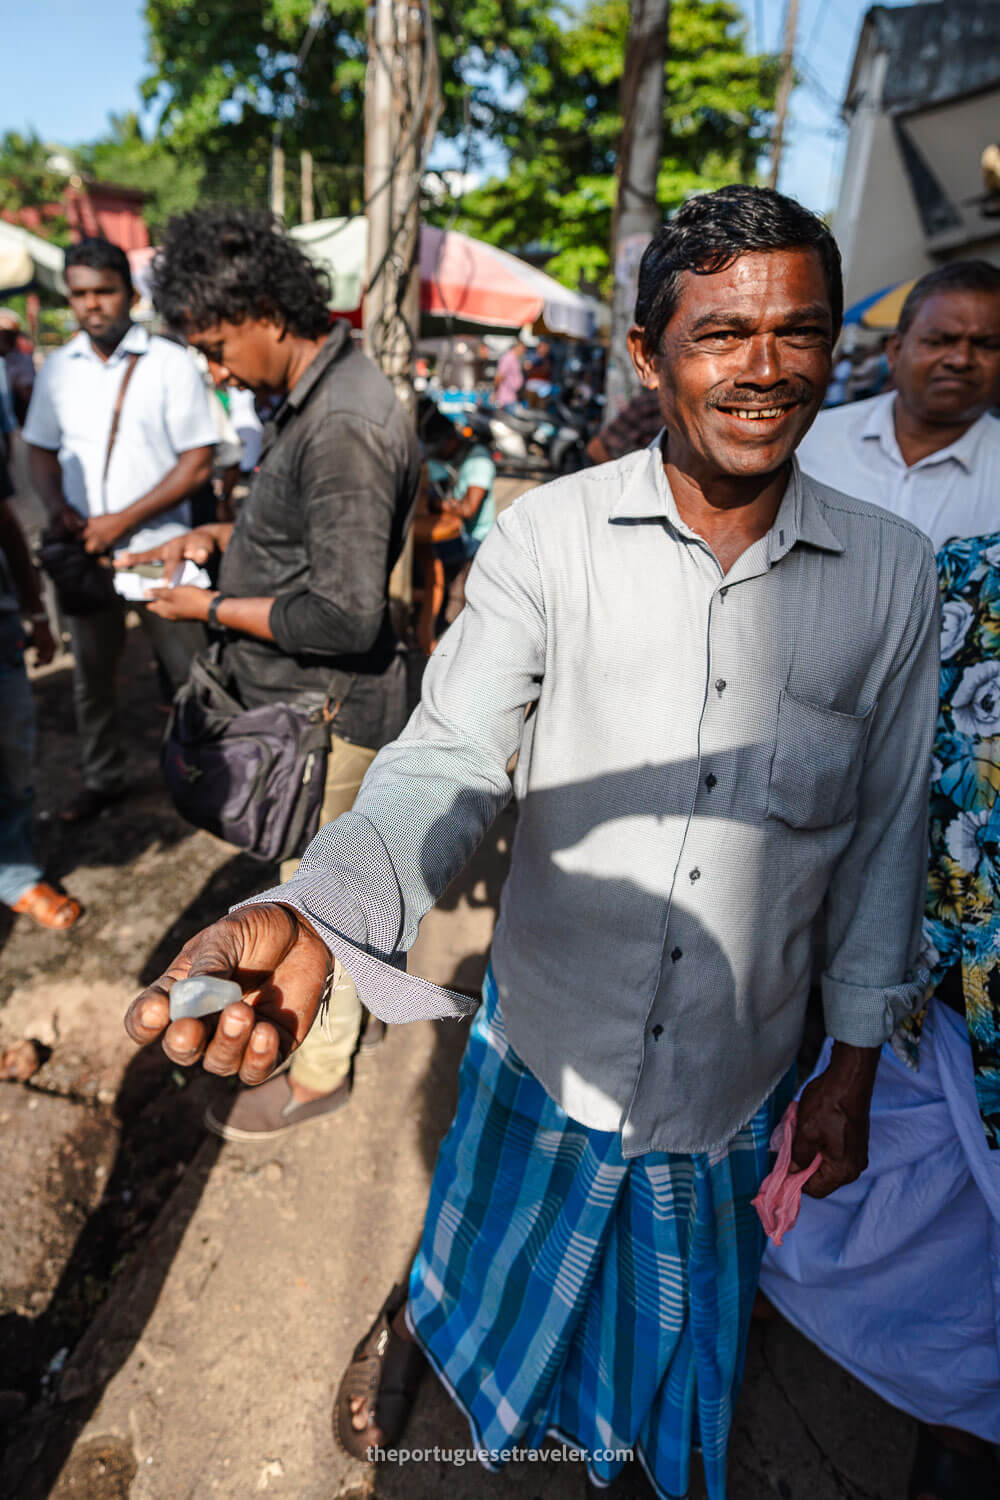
792, 1040, 880, 1199
125, 903, 331, 1085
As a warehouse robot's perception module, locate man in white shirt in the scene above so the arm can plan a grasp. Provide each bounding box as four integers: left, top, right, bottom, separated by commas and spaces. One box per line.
798, 260, 1000, 550
24, 238, 217, 821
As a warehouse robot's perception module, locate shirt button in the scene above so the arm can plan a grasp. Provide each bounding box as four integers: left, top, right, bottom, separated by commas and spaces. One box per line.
651, 1024, 664, 1041
689, 868, 701, 882
719, 586, 729, 599
705, 773, 717, 790
671, 947, 682, 963
715, 679, 727, 695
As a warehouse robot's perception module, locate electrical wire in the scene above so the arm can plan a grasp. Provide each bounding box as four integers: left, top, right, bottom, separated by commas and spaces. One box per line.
754, 0, 767, 53
803, 0, 831, 57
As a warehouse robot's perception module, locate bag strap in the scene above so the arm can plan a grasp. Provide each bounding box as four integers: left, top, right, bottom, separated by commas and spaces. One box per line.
102, 352, 141, 496
320, 673, 355, 728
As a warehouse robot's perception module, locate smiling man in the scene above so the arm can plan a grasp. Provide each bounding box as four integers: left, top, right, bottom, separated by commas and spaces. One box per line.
124, 187, 940, 1500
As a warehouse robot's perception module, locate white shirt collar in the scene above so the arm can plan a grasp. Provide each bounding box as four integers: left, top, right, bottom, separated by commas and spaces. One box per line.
611, 438, 843, 557
862, 390, 990, 474
67, 322, 150, 364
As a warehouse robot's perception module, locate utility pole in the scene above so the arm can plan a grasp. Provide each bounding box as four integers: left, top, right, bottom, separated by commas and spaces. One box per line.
605, 0, 670, 424
364, 0, 441, 605
300, 148, 315, 223
364, 0, 439, 413
767, 0, 801, 190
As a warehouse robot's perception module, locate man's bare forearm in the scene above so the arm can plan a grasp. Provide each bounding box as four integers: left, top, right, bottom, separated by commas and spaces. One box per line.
200, 522, 235, 553
213, 594, 276, 641
0, 499, 45, 616
115, 445, 214, 532
27, 444, 66, 518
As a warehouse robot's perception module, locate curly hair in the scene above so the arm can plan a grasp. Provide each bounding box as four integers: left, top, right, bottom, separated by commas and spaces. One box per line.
634, 185, 843, 354
153, 207, 332, 338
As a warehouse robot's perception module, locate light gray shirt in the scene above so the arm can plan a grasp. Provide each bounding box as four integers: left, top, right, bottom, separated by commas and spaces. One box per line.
798, 393, 1000, 552
246, 445, 940, 1155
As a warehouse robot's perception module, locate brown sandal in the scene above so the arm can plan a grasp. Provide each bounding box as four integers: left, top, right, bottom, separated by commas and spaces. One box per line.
333, 1282, 427, 1461
11, 883, 82, 930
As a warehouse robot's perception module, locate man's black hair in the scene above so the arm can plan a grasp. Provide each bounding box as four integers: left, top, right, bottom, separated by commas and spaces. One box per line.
417, 397, 459, 450
897, 259, 1000, 336
153, 207, 332, 338
634, 185, 843, 354
64, 237, 133, 294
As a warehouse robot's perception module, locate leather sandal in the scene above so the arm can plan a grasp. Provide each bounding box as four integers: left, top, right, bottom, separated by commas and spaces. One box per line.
10, 883, 82, 930
908, 1425, 999, 1500
333, 1282, 427, 1461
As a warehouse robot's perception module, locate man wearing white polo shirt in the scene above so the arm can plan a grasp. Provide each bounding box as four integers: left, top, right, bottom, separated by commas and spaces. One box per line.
24, 238, 217, 821
798, 260, 1000, 550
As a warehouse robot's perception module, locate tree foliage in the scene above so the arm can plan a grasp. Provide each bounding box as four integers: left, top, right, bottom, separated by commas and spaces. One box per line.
78, 113, 204, 237
141, 0, 551, 219
0, 131, 71, 241
443, 0, 778, 290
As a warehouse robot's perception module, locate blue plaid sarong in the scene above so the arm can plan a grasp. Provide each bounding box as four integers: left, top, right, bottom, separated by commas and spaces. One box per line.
409, 967, 793, 1500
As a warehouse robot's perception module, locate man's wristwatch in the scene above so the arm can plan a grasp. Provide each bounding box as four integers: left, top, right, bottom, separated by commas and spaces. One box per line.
207, 593, 228, 631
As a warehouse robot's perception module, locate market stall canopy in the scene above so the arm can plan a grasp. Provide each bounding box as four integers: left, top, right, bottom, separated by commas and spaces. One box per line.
290, 217, 595, 338
0, 219, 66, 295
843, 278, 916, 330
286, 218, 368, 313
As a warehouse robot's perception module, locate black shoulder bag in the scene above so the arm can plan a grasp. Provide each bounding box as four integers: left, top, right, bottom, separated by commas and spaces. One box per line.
161, 642, 352, 864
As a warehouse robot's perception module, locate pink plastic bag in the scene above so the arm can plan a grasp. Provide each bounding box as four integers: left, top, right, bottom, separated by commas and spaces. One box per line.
752, 1101, 822, 1247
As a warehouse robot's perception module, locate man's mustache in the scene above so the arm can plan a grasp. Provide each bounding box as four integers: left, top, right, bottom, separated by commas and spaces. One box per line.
706, 380, 813, 410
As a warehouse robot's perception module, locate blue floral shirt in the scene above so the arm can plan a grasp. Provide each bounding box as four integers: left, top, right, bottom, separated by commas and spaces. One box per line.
896, 531, 1000, 1148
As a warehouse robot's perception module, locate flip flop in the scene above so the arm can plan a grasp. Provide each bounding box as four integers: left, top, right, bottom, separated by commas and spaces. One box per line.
10, 883, 82, 930
333, 1282, 427, 1461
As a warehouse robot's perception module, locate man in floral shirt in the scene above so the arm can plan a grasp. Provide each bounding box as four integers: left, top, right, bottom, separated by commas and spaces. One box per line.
762, 272, 1000, 1500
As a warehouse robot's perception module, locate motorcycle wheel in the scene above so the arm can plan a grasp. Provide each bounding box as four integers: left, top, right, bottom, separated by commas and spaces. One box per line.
557, 442, 587, 476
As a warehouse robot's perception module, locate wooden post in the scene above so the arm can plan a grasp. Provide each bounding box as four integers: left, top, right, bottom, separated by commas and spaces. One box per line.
605, 0, 670, 424
301, 148, 315, 224
365, 0, 440, 609
270, 129, 285, 219
767, 0, 801, 191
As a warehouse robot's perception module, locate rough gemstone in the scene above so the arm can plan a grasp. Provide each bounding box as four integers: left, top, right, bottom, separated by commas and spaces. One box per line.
169, 976, 244, 1022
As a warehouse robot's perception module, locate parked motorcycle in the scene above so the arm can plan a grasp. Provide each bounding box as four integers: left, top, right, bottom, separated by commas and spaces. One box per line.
475, 396, 594, 477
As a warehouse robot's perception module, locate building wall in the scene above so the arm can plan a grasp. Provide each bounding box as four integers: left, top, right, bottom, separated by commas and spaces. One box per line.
835, 10, 1000, 314
64, 187, 149, 251
837, 112, 935, 308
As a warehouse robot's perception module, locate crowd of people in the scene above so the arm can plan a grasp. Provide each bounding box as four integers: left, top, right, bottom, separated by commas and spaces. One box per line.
1, 184, 999, 1500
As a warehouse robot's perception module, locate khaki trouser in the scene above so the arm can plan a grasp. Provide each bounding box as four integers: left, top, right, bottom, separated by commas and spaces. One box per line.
280, 734, 377, 1092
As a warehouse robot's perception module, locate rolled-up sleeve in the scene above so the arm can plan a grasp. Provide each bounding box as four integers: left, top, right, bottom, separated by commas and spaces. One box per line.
821, 545, 940, 1044
269, 418, 407, 658
241, 503, 546, 980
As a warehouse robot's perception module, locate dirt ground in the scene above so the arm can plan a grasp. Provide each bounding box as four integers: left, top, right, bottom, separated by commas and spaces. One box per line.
0, 469, 921, 1498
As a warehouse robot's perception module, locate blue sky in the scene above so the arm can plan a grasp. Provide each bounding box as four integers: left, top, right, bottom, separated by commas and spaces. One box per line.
3, 0, 918, 217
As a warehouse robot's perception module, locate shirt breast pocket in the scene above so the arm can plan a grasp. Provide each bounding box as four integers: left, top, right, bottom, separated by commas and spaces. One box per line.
766, 689, 876, 831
